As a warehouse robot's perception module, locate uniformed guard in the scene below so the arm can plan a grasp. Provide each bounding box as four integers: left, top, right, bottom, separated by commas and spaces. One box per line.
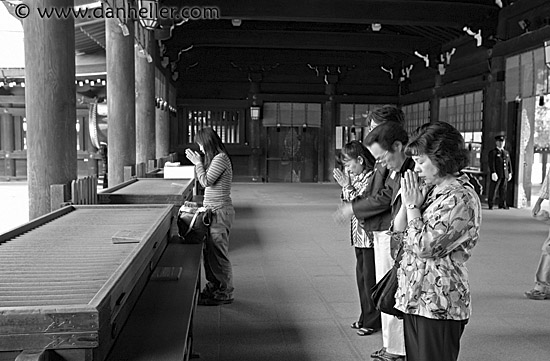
487, 135, 512, 209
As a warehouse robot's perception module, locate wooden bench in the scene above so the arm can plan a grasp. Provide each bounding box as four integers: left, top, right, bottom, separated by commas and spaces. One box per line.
105, 243, 202, 361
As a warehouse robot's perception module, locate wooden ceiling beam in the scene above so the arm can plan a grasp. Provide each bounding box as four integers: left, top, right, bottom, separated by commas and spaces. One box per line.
165, 0, 496, 27
167, 30, 435, 53
165, 48, 395, 73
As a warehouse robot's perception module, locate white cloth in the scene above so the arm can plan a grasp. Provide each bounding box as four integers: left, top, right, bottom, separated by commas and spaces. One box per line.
373, 231, 406, 356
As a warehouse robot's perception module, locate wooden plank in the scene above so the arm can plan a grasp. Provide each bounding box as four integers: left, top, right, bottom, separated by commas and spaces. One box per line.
146, 159, 157, 172
15, 349, 66, 361
0, 96, 25, 105
0, 332, 98, 352
492, 26, 550, 57
93, 234, 168, 361
50, 184, 68, 212
0, 312, 98, 336
105, 244, 202, 361
135, 163, 146, 178
0, 206, 75, 244
150, 266, 182, 281
123, 166, 134, 183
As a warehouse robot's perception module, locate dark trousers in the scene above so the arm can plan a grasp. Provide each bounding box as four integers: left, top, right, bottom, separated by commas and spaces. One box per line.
488, 178, 507, 208
403, 314, 468, 361
355, 247, 381, 329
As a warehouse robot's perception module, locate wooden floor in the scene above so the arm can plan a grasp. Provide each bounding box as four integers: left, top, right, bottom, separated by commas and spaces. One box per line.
2, 182, 550, 360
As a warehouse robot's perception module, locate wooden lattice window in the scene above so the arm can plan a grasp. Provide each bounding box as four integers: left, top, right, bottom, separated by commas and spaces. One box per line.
439, 91, 483, 138
402, 102, 430, 134
439, 91, 483, 169
336, 103, 385, 148
184, 108, 244, 144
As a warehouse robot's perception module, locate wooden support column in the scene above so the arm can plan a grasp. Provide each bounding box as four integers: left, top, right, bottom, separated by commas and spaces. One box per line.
156, 76, 169, 158
23, 0, 76, 219
106, 15, 135, 187
482, 55, 506, 176
1, 112, 16, 177
322, 80, 337, 182
482, 53, 510, 204
249, 81, 262, 182
430, 74, 442, 123
135, 31, 156, 164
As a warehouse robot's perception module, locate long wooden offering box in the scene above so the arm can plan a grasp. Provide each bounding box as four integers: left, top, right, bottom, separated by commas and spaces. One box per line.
0, 204, 173, 361
97, 178, 194, 205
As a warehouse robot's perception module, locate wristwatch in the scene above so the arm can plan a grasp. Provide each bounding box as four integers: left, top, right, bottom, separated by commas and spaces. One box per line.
406, 204, 419, 209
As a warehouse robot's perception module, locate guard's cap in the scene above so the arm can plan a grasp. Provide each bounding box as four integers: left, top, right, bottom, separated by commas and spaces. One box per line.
495, 135, 505, 141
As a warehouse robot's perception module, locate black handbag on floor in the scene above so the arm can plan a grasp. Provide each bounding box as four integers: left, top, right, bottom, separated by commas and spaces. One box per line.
371, 246, 404, 319
176, 201, 212, 244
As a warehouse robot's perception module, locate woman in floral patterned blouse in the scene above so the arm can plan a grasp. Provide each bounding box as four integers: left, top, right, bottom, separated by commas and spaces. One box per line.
393, 122, 482, 361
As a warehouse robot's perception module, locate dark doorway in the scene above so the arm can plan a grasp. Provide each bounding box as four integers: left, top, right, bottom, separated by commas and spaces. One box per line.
265, 126, 319, 182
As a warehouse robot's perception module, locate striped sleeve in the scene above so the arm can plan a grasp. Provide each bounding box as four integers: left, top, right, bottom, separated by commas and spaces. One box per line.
195, 154, 228, 187
195, 153, 233, 207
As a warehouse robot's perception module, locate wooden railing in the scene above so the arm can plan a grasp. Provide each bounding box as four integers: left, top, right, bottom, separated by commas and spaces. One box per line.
1, 151, 103, 181
48, 153, 178, 211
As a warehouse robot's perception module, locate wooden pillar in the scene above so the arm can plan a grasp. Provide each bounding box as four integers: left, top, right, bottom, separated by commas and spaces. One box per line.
23, 0, 77, 219
135, 31, 156, 164
156, 75, 169, 158
249, 82, 262, 182
430, 74, 442, 123
106, 15, 135, 187
322, 81, 337, 182
1, 113, 14, 150
1, 113, 16, 177
482, 54, 506, 192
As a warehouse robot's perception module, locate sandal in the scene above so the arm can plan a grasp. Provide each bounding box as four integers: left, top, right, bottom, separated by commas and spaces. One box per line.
350, 321, 362, 329
371, 347, 386, 358
525, 289, 550, 300
357, 327, 377, 336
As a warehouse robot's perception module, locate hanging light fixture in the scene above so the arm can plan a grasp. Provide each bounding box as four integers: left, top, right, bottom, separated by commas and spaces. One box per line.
138, 0, 159, 30
250, 105, 261, 121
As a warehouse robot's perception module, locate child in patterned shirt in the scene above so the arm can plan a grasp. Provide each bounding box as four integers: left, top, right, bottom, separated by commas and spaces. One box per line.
333, 140, 381, 336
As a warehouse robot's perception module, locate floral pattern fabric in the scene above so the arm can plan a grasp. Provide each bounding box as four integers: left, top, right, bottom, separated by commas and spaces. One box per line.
341, 170, 374, 248
395, 174, 482, 320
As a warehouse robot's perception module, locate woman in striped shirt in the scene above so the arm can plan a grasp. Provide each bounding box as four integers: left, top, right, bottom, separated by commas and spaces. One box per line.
186, 127, 235, 306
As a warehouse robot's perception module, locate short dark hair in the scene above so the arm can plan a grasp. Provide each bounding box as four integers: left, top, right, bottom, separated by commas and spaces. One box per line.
340, 140, 375, 172
405, 121, 469, 176
366, 105, 405, 126
364, 121, 408, 151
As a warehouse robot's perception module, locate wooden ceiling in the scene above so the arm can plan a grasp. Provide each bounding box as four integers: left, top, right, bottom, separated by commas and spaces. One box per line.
69, 0, 502, 98
160, 0, 499, 97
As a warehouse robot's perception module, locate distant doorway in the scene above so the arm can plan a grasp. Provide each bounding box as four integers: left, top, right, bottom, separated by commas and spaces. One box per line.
265, 126, 319, 182
512, 95, 550, 208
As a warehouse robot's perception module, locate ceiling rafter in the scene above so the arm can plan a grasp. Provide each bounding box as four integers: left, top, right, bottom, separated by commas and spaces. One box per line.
167, 29, 436, 53
164, 0, 497, 28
